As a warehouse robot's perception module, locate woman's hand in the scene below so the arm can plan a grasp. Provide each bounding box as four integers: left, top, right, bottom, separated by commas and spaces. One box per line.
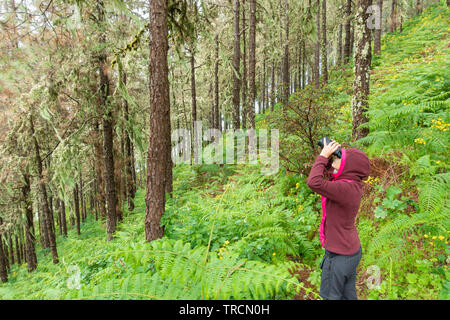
320, 138, 341, 159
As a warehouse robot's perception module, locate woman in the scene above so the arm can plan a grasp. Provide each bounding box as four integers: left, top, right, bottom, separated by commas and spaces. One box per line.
307, 139, 370, 300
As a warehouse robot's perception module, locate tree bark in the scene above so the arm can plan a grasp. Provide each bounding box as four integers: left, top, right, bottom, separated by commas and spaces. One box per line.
214, 35, 220, 129
321, 0, 328, 84
248, 0, 256, 128
390, 0, 397, 33
262, 56, 267, 111
145, 0, 170, 242
302, 41, 306, 88
338, 23, 343, 64
22, 174, 37, 272
60, 199, 67, 236
374, 0, 383, 55
97, 0, 117, 241
74, 183, 81, 235
232, 0, 241, 129
0, 227, 8, 282
297, 42, 301, 91
79, 171, 86, 222
271, 60, 275, 110
344, 0, 352, 62
93, 120, 107, 221
8, 233, 14, 265
242, 0, 248, 129
30, 115, 58, 264
352, 0, 372, 140
122, 69, 135, 211
15, 235, 21, 265
314, 0, 320, 88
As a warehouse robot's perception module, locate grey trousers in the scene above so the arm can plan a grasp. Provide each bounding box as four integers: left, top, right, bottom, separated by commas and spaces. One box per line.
319, 246, 362, 300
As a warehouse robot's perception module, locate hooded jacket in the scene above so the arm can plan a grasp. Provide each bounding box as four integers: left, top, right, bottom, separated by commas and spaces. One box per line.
307, 148, 370, 255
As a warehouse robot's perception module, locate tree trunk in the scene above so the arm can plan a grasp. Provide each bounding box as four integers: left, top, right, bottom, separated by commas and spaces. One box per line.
314, 0, 320, 88
297, 42, 301, 91
93, 120, 107, 221
415, 0, 422, 15
38, 204, 48, 249
352, 0, 372, 140
344, 0, 352, 62
60, 199, 67, 236
214, 35, 220, 129
55, 197, 62, 235
122, 69, 135, 211
242, 0, 248, 129
373, 0, 383, 55
271, 60, 275, 110
302, 41, 306, 88
232, 0, 241, 129
79, 171, 86, 222
8, 233, 14, 265
338, 23, 343, 64
15, 235, 21, 265
0, 229, 8, 282
390, 0, 397, 33
350, 21, 354, 57
74, 183, 81, 235
262, 56, 267, 111
145, 0, 170, 242
30, 115, 58, 264
189, 41, 199, 164
282, 1, 289, 105
165, 104, 173, 197
97, 0, 117, 241
321, 0, 328, 84
248, 0, 256, 128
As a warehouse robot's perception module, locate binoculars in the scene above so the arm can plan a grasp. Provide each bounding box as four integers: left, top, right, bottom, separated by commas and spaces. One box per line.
317, 137, 342, 158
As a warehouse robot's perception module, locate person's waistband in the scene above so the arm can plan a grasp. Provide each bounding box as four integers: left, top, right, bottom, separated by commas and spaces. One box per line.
325, 246, 362, 257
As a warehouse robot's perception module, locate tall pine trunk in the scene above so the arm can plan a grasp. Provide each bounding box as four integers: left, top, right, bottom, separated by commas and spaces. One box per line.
352, 0, 372, 140
97, 0, 117, 241
248, 0, 256, 128
343, 0, 352, 62
242, 0, 248, 129
321, 0, 328, 84
338, 23, 343, 65
93, 120, 107, 220
0, 222, 8, 282
282, 0, 289, 104
145, 0, 170, 242
60, 199, 67, 236
74, 183, 81, 235
314, 0, 320, 88
232, 0, 241, 129
390, 0, 397, 33
374, 0, 383, 55
30, 116, 58, 264
214, 35, 220, 129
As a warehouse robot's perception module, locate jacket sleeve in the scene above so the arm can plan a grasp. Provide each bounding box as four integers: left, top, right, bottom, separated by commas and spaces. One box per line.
306, 155, 353, 202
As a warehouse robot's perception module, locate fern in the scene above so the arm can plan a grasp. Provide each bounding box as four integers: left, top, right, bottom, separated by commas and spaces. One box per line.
368, 173, 450, 264
63, 238, 316, 300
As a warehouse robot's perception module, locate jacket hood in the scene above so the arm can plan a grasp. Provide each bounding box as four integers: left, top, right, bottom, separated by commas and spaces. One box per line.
332, 148, 370, 182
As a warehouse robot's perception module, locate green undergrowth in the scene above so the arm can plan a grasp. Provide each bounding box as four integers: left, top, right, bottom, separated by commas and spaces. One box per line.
0, 164, 322, 300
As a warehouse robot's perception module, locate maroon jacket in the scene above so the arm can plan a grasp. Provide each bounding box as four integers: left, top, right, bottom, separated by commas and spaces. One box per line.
307, 148, 370, 255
